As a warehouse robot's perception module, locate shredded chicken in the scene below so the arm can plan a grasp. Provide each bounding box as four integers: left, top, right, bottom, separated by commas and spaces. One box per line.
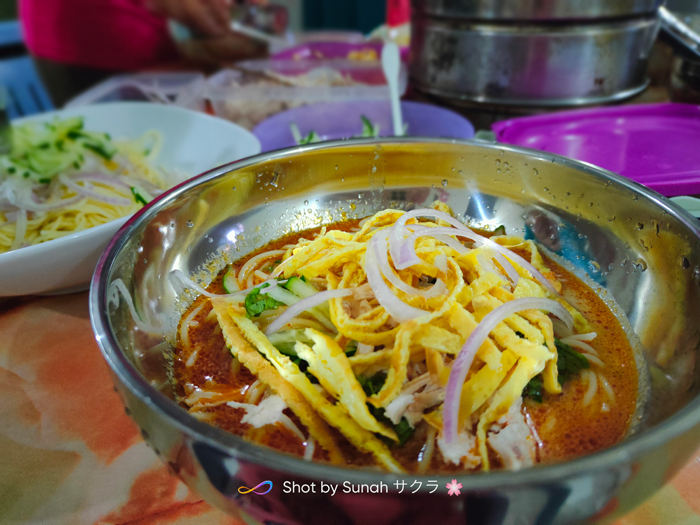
438, 430, 481, 468
487, 398, 536, 470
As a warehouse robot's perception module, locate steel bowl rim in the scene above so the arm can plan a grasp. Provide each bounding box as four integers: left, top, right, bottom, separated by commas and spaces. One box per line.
90, 137, 700, 489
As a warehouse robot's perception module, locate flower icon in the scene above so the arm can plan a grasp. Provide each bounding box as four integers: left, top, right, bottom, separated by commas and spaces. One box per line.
446, 479, 462, 496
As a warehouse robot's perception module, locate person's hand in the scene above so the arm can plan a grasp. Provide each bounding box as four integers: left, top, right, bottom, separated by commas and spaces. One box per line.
146, 0, 232, 37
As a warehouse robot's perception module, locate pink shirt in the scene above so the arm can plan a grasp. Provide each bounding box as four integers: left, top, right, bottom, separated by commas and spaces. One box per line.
19, 0, 178, 71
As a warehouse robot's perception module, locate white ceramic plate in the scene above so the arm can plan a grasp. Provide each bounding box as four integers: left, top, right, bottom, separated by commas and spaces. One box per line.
0, 102, 261, 296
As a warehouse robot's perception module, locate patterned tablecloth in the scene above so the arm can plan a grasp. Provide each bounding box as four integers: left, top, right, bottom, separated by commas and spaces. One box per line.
1, 292, 699, 525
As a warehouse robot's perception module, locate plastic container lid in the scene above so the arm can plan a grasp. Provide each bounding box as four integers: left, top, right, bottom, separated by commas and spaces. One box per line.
252, 100, 475, 152
492, 103, 700, 197
64, 72, 206, 112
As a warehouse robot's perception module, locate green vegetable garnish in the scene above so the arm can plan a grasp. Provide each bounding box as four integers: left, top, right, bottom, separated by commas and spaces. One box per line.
244, 283, 285, 318
523, 377, 544, 403
344, 340, 358, 358
523, 338, 590, 402
131, 187, 148, 206
357, 372, 387, 397
357, 372, 415, 445
555, 338, 590, 385
493, 224, 507, 236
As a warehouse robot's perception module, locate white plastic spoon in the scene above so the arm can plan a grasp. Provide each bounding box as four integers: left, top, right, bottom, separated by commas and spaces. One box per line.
381, 42, 404, 137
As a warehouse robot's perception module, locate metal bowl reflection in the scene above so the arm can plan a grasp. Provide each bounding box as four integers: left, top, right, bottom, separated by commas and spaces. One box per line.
90, 139, 700, 525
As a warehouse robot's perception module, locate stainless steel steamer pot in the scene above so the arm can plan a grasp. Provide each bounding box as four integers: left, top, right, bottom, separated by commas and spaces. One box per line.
410, 0, 662, 107
90, 140, 700, 525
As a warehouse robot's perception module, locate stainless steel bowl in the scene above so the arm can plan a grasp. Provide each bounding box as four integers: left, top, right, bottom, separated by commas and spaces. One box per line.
90, 139, 700, 525
410, 15, 660, 107
413, 0, 662, 21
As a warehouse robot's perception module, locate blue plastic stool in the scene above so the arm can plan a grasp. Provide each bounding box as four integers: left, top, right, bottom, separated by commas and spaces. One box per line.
0, 21, 53, 119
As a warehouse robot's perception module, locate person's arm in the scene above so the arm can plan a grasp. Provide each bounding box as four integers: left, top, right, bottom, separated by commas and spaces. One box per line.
145, 0, 231, 37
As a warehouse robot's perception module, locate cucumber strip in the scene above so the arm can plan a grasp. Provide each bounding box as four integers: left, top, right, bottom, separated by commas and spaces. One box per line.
130, 187, 149, 206
222, 267, 239, 293
283, 277, 330, 317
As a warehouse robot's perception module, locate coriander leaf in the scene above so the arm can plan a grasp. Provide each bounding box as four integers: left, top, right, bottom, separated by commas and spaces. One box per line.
523, 376, 543, 403
357, 372, 387, 397
393, 417, 415, 446
244, 284, 284, 318
555, 338, 590, 385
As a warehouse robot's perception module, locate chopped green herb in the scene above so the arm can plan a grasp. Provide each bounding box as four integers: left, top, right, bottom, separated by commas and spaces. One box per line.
523, 339, 590, 401
523, 376, 543, 403
356, 372, 415, 445
515, 331, 525, 339
244, 283, 285, 318
555, 338, 590, 385
392, 417, 415, 446
38, 178, 51, 184
131, 187, 148, 206
357, 372, 387, 397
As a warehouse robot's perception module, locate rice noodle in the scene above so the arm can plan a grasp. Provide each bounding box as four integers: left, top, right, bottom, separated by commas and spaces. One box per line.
417, 426, 437, 473
180, 305, 203, 351
304, 436, 316, 461
10, 208, 27, 250
278, 414, 306, 442
581, 353, 605, 368
582, 370, 598, 406
244, 379, 264, 404
564, 332, 597, 342
560, 336, 599, 357
598, 374, 615, 403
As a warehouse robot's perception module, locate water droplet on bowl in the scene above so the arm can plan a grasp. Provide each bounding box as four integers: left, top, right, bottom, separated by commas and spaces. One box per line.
635, 258, 648, 271
186, 220, 194, 228
441, 179, 448, 187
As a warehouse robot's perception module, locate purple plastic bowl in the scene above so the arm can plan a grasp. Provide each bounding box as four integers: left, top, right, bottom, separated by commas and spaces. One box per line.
492, 103, 700, 197
253, 100, 475, 152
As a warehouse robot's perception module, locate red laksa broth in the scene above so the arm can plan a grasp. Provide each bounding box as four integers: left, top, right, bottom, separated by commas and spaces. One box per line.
172, 205, 638, 474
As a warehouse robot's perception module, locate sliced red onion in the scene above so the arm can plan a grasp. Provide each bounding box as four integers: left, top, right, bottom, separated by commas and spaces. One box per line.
390, 209, 473, 269
365, 233, 429, 322
400, 225, 559, 295
265, 288, 352, 335
442, 297, 573, 445
18, 191, 83, 213
374, 230, 447, 299
58, 174, 133, 207
71, 172, 131, 189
